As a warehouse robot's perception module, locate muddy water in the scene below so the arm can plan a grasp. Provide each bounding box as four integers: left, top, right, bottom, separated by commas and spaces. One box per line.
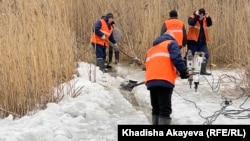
108, 62, 152, 123
119, 90, 140, 109
120, 89, 151, 123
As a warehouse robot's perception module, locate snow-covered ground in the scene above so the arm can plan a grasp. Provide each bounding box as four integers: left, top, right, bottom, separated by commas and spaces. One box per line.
0, 62, 250, 141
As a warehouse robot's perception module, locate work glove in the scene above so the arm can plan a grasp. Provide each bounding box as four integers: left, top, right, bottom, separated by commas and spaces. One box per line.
101, 35, 106, 40
180, 69, 190, 79
205, 12, 209, 18
195, 10, 199, 16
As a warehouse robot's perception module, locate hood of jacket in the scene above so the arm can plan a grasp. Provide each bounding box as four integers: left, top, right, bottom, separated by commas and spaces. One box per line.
153, 33, 176, 46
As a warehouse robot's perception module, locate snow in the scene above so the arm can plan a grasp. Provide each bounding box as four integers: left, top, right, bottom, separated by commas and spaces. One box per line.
0, 62, 250, 140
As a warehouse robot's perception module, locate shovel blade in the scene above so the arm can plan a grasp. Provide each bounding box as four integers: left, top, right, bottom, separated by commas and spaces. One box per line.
120, 80, 138, 91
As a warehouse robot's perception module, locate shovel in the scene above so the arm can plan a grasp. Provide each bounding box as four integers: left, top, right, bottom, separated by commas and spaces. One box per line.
120, 72, 197, 91
107, 40, 141, 65
120, 80, 145, 91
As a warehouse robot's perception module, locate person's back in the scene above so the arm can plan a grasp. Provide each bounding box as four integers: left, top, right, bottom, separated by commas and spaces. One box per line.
160, 10, 187, 48
145, 31, 190, 125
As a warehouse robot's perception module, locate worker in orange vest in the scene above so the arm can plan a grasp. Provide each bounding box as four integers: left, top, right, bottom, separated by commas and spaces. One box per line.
91, 13, 117, 72
145, 31, 191, 125
141, 10, 187, 72
186, 8, 212, 75
160, 10, 187, 48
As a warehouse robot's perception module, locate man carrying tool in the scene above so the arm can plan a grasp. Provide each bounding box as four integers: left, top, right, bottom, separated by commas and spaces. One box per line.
107, 21, 122, 65
160, 9, 187, 49
90, 13, 117, 72
186, 8, 213, 75
145, 31, 191, 125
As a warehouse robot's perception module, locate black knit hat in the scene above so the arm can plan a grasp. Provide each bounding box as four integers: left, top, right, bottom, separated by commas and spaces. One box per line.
106, 13, 114, 19
169, 10, 178, 17
198, 8, 206, 15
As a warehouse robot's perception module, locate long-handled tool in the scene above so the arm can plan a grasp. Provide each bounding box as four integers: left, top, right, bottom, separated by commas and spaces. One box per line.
120, 80, 145, 91
107, 40, 141, 64
118, 47, 140, 62
120, 71, 198, 92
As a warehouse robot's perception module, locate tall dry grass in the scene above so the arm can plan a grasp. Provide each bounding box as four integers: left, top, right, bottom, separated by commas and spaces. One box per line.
0, 0, 75, 117
1, 0, 250, 118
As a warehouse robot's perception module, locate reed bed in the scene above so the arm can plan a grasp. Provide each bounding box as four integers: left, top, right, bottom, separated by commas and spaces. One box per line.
0, 0, 75, 117
0, 0, 249, 118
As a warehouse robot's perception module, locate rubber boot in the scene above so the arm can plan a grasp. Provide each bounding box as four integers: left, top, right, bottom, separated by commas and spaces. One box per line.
105, 60, 112, 69
114, 52, 119, 64
158, 117, 171, 125
152, 115, 159, 125
200, 61, 211, 75
97, 58, 106, 72
108, 50, 113, 64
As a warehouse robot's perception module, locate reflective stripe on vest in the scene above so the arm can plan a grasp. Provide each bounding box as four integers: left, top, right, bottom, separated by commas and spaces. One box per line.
165, 19, 184, 46
168, 29, 183, 32
100, 29, 111, 36
187, 15, 209, 42
188, 26, 208, 29
145, 40, 178, 85
146, 52, 170, 62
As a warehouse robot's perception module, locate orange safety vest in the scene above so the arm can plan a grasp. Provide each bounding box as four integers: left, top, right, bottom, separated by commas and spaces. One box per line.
165, 19, 184, 46
145, 40, 178, 85
90, 19, 113, 47
187, 15, 209, 42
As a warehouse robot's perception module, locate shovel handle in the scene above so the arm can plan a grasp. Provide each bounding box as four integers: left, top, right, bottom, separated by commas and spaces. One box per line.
131, 81, 145, 88
106, 39, 137, 60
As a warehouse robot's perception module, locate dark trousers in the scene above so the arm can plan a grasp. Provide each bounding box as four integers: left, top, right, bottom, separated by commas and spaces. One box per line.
108, 46, 119, 63
92, 43, 106, 59
149, 87, 173, 118
187, 44, 209, 60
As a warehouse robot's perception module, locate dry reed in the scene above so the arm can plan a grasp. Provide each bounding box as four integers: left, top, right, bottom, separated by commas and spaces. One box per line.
1, 0, 250, 118
0, 0, 75, 117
